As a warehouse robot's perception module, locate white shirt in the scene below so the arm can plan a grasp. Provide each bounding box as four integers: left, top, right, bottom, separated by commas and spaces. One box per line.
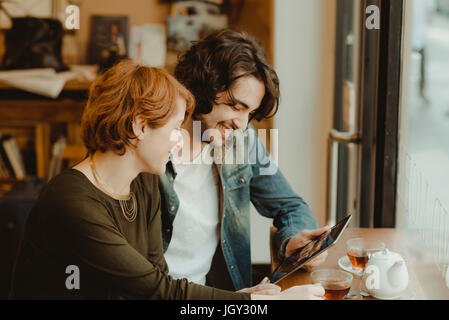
164, 145, 220, 285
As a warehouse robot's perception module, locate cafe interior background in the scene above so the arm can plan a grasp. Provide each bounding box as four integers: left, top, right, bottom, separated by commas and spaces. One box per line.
0, 0, 448, 299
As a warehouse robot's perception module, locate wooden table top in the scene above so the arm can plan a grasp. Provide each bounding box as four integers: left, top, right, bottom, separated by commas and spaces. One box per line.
275, 228, 426, 300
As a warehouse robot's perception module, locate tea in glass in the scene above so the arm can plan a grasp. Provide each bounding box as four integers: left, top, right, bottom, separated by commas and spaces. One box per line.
346, 238, 385, 273
310, 269, 353, 300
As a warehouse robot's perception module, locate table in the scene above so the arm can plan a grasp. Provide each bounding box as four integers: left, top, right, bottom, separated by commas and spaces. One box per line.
275, 228, 426, 300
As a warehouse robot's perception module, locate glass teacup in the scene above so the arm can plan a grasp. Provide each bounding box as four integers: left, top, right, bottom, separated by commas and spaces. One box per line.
346, 238, 385, 274
310, 269, 353, 300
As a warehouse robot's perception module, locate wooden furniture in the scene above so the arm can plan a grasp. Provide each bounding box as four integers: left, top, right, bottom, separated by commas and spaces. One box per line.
271, 228, 433, 300
0, 77, 90, 180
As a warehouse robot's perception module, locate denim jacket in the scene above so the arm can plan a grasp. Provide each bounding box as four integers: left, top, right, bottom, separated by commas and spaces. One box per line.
159, 125, 318, 290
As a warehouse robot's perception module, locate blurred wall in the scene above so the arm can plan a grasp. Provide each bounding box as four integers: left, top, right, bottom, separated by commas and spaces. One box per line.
250, 0, 336, 264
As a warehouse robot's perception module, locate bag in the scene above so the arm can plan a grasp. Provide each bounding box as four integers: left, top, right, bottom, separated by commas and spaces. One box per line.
1, 17, 68, 72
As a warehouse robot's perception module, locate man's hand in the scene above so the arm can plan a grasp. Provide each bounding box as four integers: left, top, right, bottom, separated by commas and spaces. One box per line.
237, 277, 281, 295
284, 226, 331, 272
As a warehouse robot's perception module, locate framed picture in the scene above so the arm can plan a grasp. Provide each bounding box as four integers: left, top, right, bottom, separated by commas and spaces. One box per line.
88, 15, 129, 67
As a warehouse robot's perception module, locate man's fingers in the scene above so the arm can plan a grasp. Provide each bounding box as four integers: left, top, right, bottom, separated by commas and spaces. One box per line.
301, 226, 331, 238
308, 251, 328, 265
303, 253, 328, 271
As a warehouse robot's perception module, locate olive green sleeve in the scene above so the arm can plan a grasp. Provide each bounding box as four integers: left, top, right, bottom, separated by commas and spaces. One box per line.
49, 192, 250, 300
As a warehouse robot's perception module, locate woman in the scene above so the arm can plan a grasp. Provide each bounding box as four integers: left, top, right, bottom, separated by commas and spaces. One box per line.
9, 60, 324, 300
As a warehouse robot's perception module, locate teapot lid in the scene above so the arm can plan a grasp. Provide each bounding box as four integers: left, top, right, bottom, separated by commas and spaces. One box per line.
371, 248, 403, 260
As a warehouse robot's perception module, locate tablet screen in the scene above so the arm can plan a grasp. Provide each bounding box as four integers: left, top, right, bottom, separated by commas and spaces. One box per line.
270, 215, 352, 283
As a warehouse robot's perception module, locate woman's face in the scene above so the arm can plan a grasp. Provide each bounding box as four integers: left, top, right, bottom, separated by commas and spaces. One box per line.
135, 97, 186, 174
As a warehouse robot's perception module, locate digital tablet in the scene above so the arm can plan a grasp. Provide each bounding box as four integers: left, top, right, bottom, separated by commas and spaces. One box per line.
269, 214, 352, 284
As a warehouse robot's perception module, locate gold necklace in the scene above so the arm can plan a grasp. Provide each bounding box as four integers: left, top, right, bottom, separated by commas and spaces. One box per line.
89, 156, 137, 222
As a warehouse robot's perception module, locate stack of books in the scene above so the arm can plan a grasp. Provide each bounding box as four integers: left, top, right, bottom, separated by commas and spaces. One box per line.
0, 133, 26, 179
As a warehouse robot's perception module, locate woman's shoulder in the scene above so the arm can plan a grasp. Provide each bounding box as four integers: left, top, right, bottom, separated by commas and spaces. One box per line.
133, 172, 161, 216
19, 169, 113, 238
46, 169, 95, 197
39, 169, 107, 216
134, 172, 159, 192
138, 172, 159, 188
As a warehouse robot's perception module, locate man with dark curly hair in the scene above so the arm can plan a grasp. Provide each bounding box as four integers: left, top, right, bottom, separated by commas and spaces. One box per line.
160, 29, 330, 293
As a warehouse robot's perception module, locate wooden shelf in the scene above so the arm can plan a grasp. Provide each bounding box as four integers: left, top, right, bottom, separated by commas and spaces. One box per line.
0, 77, 89, 179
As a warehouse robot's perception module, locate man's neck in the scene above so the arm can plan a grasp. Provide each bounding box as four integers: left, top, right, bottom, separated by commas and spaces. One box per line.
179, 116, 206, 162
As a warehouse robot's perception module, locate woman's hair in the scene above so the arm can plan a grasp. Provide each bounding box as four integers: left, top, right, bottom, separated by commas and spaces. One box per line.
174, 29, 280, 121
82, 59, 194, 155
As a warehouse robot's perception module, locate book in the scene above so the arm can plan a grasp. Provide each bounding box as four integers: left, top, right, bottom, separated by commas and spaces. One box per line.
0, 134, 15, 177
3, 135, 26, 179
48, 136, 67, 181
0, 152, 10, 178
0, 134, 26, 179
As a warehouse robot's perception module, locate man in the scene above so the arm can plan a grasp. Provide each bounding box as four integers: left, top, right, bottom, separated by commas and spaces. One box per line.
159, 29, 329, 292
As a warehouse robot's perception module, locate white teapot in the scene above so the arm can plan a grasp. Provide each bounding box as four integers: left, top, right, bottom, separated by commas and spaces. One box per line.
362, 248, 409, 299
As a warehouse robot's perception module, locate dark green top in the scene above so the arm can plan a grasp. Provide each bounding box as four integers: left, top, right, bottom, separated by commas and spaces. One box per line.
9, 169, 250, 300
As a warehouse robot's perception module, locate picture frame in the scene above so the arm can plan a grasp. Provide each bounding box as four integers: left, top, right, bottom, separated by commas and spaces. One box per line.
88, 15, 129, 67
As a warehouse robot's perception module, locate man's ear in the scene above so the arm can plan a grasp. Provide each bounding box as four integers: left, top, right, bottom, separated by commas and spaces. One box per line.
132, 116, 147, 140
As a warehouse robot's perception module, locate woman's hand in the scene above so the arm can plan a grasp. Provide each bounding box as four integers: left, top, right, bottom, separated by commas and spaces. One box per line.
237, 277, 281, 295
251, 283, 325, 300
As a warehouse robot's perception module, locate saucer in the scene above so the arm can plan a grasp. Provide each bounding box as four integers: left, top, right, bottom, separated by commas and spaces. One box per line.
338, 256, 362, 275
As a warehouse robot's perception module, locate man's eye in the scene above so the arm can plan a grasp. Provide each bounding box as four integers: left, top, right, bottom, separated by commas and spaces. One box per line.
227, 104, 238, 110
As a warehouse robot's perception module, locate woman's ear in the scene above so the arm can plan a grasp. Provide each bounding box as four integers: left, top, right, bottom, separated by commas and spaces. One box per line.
132, 116, 147, 140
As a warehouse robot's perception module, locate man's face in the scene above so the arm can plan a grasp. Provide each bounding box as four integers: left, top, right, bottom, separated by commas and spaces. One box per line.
197, 75, 265, 146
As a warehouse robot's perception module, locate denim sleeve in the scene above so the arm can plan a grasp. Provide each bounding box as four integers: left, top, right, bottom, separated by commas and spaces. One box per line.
247, 126, 319, 258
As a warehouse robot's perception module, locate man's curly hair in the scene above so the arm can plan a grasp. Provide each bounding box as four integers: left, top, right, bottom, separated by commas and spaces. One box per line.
174, 29, 280, 122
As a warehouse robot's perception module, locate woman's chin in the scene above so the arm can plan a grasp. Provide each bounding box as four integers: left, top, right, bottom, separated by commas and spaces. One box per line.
142, 162, 166, 175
